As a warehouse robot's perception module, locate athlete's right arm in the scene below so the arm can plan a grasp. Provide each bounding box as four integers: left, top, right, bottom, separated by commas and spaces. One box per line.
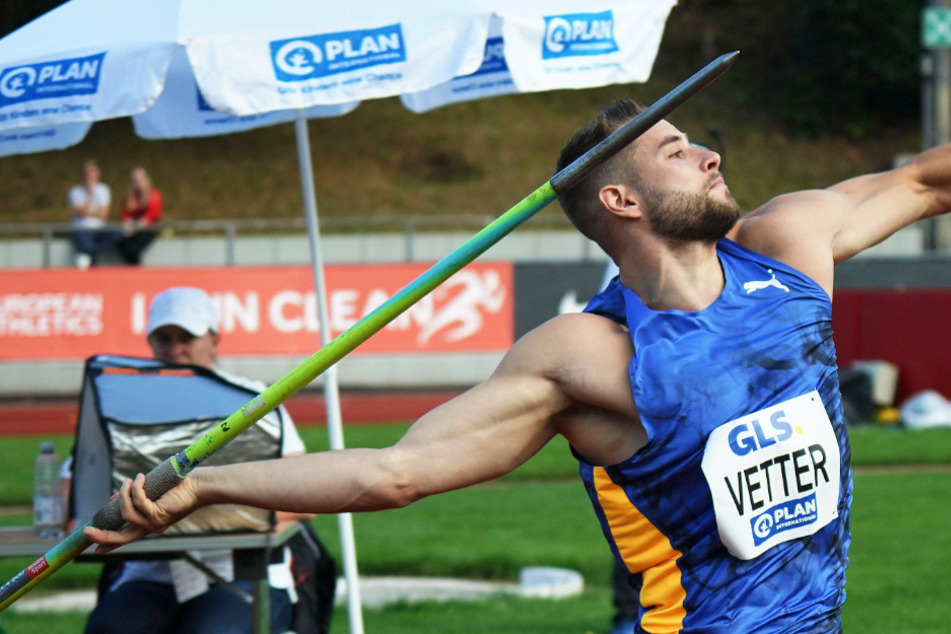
84, 315, 617, 552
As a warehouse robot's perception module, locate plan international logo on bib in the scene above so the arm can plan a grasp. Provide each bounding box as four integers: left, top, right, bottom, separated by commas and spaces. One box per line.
750, 492, 819, 547
542, 11, 619, 60
0, 53, 105, 108
270, 24, 406, 82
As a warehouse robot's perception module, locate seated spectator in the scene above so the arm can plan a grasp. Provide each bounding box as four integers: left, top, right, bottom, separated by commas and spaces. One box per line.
69, 287, 318, 634
115, 167, 163, 265
68, 160, 116, 269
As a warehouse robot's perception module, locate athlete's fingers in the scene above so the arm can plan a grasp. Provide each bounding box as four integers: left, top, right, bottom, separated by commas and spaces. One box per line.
120, 475, 157, 529
128, 473, 163, 527
83, 523, 149, 554
130, 471, 202, 537
83, 475, 168, 553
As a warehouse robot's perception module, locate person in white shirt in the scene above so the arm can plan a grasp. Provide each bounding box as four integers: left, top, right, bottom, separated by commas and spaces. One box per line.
67, 160, 116, 269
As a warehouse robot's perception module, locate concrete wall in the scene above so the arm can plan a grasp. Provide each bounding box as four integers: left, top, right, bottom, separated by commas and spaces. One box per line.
0, 221, 925, 270
0, 228, 610, 269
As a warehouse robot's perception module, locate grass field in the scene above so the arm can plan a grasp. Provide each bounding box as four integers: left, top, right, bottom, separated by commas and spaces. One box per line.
1, 423, 949, 633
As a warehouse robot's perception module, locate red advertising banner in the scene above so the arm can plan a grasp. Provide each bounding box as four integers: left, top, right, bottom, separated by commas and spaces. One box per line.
0, 263, 514, 360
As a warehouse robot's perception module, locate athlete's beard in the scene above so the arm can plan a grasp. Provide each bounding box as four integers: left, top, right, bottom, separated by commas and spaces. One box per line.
641, 183, 741, 244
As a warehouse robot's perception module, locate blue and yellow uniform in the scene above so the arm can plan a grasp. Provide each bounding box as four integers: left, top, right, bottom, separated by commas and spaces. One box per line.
580, 239, 852, 633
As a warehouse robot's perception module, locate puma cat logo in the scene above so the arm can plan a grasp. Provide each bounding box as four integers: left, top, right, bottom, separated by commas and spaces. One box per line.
743, 269, 790, 294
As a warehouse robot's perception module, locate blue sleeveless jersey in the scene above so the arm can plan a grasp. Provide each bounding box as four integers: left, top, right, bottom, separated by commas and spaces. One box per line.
580, 239, 852, 633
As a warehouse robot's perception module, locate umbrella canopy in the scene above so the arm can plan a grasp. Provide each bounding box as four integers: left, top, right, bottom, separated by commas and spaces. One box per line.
404, 0, 677, 112
0, 0, 676, 146
0, 0, 490, 126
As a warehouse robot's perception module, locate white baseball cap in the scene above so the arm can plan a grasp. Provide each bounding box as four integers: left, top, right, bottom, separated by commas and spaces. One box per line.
147, 287, 219, 337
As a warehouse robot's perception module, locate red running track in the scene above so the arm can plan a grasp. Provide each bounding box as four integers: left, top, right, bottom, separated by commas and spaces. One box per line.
0, 391, 462, 437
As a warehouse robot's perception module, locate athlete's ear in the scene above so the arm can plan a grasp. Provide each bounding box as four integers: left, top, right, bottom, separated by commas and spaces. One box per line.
598, 183, 643, 220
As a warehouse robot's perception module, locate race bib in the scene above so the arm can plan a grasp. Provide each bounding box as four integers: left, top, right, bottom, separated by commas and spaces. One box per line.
701, 391, 840, 560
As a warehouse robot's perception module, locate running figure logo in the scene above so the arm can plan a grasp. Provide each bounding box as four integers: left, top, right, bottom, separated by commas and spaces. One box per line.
743, 269, 790, 294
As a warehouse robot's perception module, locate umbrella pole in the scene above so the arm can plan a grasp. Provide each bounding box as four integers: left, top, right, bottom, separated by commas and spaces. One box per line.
294, 112, 366, 634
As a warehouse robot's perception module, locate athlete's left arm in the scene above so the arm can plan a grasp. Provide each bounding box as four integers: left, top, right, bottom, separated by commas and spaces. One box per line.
825, 143, 951, 262
735, 144, 951, 294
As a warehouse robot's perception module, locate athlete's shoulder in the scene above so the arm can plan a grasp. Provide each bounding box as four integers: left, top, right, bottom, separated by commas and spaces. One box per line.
733, 188, 849, 243
729, 189, 846, 293
523, 311, 629, 350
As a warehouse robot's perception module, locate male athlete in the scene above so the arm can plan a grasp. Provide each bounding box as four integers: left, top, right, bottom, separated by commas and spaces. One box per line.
86, 99, 951, 633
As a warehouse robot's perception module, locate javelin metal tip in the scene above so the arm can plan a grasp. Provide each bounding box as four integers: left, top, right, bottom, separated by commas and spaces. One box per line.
718, 51, 740, 67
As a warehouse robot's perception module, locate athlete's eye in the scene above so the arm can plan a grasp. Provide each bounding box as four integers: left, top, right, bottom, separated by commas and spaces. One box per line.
669, 149, 685, 159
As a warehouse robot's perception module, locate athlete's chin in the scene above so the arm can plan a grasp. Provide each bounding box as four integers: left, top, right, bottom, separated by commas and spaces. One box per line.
711, 192, 742, 221
709, 186, 736, 205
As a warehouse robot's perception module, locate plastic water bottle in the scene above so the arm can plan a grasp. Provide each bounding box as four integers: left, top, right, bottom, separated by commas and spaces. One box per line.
33, 441, 64, 538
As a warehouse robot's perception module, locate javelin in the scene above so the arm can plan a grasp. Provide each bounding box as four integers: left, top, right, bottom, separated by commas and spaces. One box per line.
0, 50, 738, 612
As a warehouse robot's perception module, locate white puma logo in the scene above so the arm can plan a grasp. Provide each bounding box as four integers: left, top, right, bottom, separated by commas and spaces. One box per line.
743, 269, 790, 294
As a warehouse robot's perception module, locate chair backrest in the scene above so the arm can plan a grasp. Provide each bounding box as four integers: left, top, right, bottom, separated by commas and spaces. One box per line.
69, 354, 283, 534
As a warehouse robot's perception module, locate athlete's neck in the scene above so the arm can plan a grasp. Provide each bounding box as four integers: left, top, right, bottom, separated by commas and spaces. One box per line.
618, 239, 725, 312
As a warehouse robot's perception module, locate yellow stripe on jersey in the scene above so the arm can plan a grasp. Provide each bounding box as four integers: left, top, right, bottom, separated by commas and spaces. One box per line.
594, 467, 687, 633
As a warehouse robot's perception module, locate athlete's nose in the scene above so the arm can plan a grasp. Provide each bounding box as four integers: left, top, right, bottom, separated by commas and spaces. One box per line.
700, 146, 721, 173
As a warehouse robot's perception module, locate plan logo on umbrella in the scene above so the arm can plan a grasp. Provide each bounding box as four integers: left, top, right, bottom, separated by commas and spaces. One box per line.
542, 11, 618, 59
0, 52, 105, 107
270, 24, 408, 82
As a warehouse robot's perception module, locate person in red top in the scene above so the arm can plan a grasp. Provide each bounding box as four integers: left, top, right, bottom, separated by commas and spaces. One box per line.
116, 166, 163, 265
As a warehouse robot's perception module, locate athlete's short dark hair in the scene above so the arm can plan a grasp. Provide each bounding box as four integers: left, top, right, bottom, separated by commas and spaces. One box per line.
556, 99, 647, 243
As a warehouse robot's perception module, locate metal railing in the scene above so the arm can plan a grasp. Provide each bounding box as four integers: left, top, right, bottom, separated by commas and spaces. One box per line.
0, 213, 577, 267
